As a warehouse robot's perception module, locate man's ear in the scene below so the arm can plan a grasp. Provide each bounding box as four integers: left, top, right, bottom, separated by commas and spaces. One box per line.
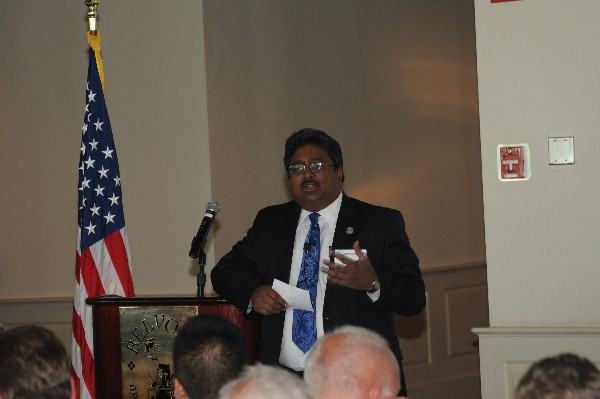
174, 378, 189, 399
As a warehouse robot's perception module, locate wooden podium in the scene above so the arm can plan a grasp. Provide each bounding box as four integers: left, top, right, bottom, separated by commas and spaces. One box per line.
86, 296, 259, 399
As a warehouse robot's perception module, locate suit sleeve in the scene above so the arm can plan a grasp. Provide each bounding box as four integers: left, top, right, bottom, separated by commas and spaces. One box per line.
210, 211, 266, 313
373, 209, 426, 317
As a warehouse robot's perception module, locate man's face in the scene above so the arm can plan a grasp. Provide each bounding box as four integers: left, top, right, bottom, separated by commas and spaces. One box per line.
288, 144, 343, 212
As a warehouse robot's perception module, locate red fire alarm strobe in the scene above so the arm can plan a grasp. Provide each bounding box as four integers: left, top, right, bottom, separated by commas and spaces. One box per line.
497, 144, 530, 181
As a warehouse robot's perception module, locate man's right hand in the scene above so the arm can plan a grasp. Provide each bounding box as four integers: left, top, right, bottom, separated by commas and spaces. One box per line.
250, 285, 288, 315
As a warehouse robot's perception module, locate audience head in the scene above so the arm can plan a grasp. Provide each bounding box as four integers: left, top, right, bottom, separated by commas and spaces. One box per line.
515, 353, 600, 399
218, 363, 310, 399
304, 325, 402, 399
0, 325, 73, 399
173, 313, 250, 399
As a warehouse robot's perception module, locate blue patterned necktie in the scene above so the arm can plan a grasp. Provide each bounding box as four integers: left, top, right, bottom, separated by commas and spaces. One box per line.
292, 212, 320, 353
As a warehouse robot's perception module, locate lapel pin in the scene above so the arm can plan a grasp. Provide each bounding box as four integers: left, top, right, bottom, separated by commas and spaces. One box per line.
346, 227, 354, 235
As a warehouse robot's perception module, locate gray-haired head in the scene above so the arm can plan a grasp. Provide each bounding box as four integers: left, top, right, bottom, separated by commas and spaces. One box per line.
218, 363, 310, 399
304, 325, 400, 399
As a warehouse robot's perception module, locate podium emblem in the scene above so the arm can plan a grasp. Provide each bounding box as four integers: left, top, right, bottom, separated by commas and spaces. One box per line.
119, 306, 197, 399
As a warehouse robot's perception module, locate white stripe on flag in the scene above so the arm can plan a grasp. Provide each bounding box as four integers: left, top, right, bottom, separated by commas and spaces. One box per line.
89, 237, 126, 296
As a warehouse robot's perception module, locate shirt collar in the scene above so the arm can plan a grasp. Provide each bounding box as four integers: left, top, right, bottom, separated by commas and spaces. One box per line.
298, 191, 343, 227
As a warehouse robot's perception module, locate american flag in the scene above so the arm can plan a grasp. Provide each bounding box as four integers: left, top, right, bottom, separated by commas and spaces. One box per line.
72, 42, 135, 399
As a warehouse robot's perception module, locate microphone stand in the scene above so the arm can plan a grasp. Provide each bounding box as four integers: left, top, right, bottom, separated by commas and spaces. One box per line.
189, 201, 220, 298
189, 237, 207, 298
196, 250, 206, 297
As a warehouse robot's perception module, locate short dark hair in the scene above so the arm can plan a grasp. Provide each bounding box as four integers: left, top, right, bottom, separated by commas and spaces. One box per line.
0, 325, 71, 399
283, 128, 344, 181
515, 353, 600, 399
173, 314, 250, 399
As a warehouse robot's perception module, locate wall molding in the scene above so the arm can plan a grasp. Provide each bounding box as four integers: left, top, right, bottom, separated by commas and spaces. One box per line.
474, 326, 600, 399
0, 296, 73, 350
399, 263, 488, 399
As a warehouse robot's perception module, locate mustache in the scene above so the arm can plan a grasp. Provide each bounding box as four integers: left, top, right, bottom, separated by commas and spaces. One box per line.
301, 179, 320, 188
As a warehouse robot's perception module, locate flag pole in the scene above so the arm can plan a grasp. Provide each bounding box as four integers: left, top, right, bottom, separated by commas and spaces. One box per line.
85, 0, 99, 34
84, 0, 105, 93
73, 3, 135, 399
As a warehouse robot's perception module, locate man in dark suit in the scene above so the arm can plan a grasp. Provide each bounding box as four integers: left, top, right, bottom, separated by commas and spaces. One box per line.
211, 128, 425, 396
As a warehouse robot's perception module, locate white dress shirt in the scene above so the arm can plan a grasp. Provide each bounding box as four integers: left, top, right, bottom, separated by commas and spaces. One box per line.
278, 192, 343, 370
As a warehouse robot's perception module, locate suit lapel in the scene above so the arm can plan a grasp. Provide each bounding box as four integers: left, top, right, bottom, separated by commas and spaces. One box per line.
332, 194, 358, 250
276, 202, 301, 282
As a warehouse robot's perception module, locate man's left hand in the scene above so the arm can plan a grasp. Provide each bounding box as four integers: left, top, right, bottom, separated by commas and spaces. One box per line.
322, 240, 378, 291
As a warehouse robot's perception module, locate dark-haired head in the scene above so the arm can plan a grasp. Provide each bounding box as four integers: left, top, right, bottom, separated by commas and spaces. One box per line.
284, 128, 344, 182
0, 325, 72, 399
173, 314, 250, 399
515, 353, 600, 399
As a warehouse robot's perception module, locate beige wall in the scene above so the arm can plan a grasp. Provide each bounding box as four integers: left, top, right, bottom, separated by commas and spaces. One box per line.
0, 1, 214, 299
204, 0, 485, 271
1, 2, 485, 398
1, 0, 484, 301
475, 0, 600, 327
474, 1, 600, 397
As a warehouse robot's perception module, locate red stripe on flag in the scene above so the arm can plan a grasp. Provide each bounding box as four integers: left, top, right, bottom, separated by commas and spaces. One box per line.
72, 306, 84, 348
73, 306, 96, 399
71, 365, 81, 398
74, 247, 101, 399
79, 248, 106, 298
76, 251, 81, 285
105, 230, 135, 296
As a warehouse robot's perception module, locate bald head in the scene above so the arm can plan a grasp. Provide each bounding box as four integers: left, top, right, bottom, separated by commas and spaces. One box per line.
304, 326, 401, 399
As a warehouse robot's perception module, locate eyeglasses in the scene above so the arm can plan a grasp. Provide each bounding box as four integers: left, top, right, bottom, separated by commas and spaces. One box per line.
288, 161, 336, 175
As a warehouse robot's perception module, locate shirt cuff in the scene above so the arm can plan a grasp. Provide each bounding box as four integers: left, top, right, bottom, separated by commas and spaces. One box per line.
366, 289, 380, 302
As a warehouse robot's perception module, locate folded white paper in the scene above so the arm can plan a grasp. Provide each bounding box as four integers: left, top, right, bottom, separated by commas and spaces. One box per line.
334, 249, 366, 261
272, 279, 314, 311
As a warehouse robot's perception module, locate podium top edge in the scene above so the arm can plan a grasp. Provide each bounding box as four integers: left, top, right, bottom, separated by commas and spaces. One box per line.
85, 295, 230, 306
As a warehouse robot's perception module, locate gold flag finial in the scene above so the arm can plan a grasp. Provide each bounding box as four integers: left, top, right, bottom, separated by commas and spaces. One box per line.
85, 0, 99, 33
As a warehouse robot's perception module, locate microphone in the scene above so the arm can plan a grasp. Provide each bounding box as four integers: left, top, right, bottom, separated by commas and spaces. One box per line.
303, 243, 312, 252
189, 201, 221, 259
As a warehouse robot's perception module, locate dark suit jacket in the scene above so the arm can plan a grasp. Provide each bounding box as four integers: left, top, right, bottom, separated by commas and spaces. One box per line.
211, 193, 425, 393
